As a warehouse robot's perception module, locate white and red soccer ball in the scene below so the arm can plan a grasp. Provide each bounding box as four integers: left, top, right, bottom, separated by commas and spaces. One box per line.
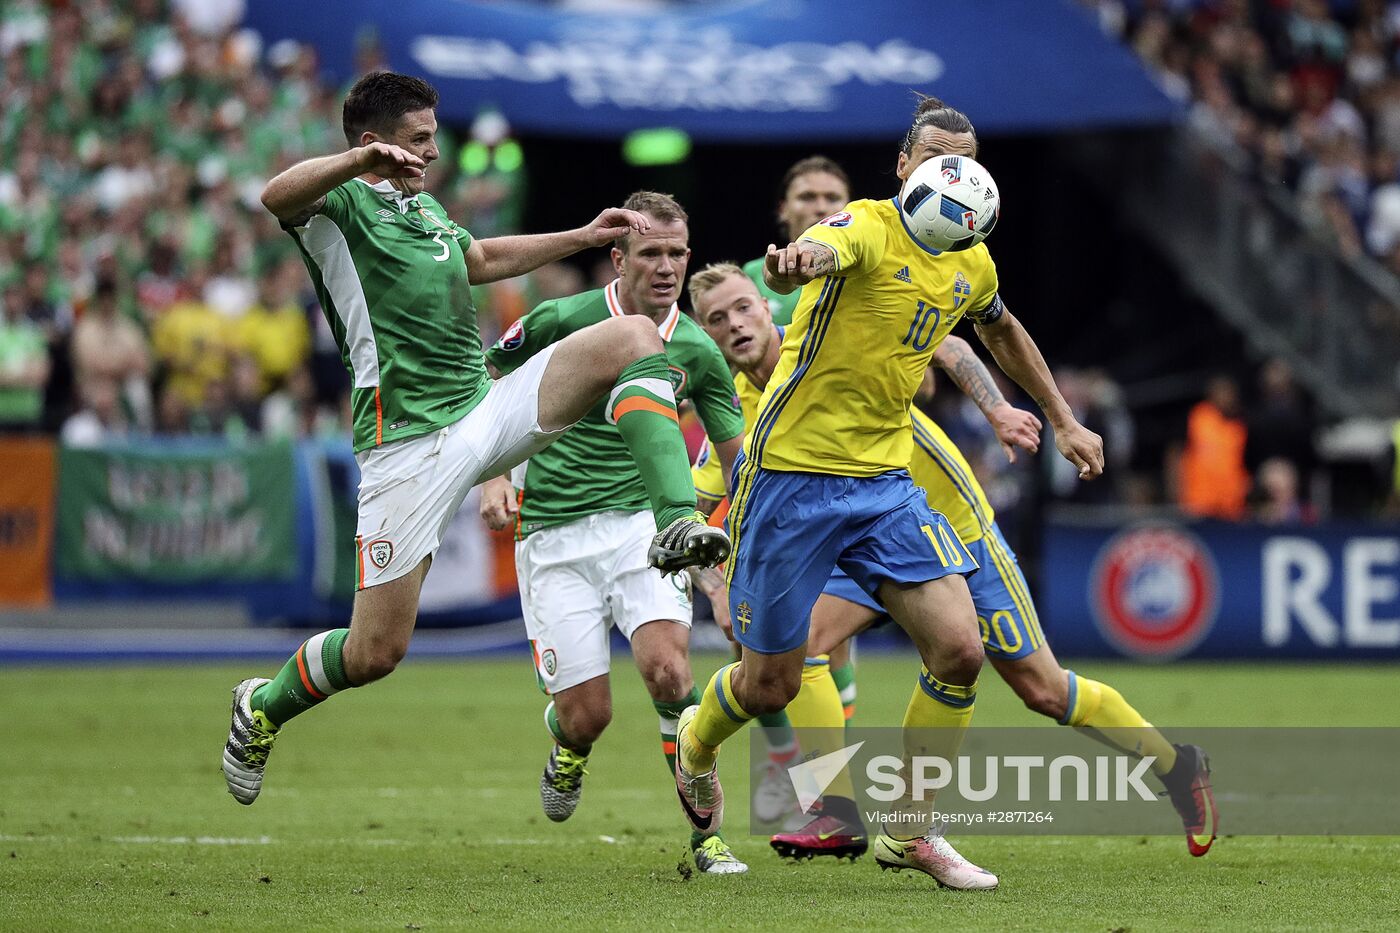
898, 154, 1000, 253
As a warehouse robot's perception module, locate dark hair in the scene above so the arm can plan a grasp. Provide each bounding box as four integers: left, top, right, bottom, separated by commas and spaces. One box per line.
615, 190, 689, 253
778, 155, 850, 203
900, 94, 977, 157
342, 71, 439, 146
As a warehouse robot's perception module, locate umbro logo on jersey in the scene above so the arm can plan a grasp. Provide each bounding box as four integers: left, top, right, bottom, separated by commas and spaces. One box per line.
375, 209, 396, 220
894, 266, 912, 283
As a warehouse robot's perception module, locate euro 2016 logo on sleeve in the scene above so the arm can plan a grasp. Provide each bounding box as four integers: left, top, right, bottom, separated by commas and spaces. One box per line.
496, 319, 525, 351
819, 211, 852, 227
1089, 525, 1219, 660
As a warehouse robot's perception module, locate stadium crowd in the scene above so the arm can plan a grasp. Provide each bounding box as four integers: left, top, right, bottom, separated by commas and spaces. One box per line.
1085, 0, 1400, 268
0, 0, 553, 448
5, 0, 1375, 520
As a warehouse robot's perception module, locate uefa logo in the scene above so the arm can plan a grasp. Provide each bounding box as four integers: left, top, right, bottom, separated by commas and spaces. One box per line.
1089, 524, 1219, 660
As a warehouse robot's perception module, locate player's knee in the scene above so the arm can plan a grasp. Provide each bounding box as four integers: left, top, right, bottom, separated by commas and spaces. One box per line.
601, 315, 662, 369
744, 668, 801, 715
560, 701, 612, 746
349, 636, 408, 684
1016, 675, 1068, 721
640, 659, 689, 703
929, 637, 983, 687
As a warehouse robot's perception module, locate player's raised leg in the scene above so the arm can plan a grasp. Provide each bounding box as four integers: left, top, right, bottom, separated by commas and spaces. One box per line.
534, 315, 727, 571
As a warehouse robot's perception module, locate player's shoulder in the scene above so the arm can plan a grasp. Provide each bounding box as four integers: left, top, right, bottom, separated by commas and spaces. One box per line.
671, 313, 727, 362
548, 285, 611, 321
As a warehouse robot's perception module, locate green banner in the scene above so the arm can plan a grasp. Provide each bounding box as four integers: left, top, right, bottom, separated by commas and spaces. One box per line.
56, 441, 297, 582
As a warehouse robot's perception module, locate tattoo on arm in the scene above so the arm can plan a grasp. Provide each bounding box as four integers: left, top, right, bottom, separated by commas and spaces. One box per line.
281, 195, 326, 228
798, 240, 837, 276
942, 341, 1006, 414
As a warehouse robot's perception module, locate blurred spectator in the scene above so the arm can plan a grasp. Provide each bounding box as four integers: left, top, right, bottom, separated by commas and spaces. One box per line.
1244, 357, 1317, 497
60, 378, 129, 448
1169, 375, 1250, 520
235, 257, 311, 395
153, 267, 229, 410
1047, 368, 1135, 505
70, 278, 152, 431
1253, 456, 1315, 524
0, 283, 51, 431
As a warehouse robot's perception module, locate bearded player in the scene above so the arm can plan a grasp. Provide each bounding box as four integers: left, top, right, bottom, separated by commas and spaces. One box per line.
671, 96, 1106, 891
690, 265, 1218, 862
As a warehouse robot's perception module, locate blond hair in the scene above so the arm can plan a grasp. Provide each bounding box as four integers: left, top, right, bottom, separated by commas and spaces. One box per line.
686, 261, 747, 311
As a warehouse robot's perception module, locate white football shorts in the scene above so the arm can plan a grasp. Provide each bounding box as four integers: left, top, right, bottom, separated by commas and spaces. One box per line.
354, 344, 562, 589
517, 509, 693, 694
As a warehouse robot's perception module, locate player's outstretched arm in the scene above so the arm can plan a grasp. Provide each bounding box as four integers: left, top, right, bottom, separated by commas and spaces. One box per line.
973, 302, 1105, 479
762, 240, 837, 295
932, 335, 1041, 462
261, 144, 425, 222
465, 208, 651, 284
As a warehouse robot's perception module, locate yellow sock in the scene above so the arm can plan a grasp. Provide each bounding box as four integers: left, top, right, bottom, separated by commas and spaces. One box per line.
895, 667, 977, 840
786, 656, 856, 800
1062, 671, 1178, 775
680, 663, 750, 772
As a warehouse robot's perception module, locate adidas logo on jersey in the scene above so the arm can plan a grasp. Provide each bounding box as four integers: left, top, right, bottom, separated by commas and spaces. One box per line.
894, 266, 912, 283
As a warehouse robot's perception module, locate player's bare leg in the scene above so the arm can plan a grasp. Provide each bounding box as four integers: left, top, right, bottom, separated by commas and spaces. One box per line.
535, 316, 728, 571
341, 557, 432, 683
873, 575, 998, 890
632, 620, 748, 874
540, 674, 611, 822
223, 558, 431, 805
992, 644, 1217, 856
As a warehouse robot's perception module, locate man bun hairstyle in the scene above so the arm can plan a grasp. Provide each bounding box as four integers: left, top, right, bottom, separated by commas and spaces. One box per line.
342, 71, 439, 146
687, 261, 746, 311
615, 190, 689, 253
901, 94, 978, 157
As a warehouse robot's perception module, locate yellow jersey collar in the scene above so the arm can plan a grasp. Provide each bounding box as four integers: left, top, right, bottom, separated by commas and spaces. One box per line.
605, 278, 680, 342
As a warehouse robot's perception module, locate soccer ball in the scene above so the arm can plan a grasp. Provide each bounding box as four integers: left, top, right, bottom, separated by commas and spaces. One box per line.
897, 154, 1000, 253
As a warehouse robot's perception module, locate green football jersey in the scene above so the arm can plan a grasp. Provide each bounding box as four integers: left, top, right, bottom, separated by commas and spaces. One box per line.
286, 178, 489, 452
742, 255, 800, 326
485, 280, 745, 536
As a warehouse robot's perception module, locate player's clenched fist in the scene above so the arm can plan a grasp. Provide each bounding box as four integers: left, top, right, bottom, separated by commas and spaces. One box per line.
1055, 421, 1105, 479
478, 475, 518, 531
356, 141, 426, 178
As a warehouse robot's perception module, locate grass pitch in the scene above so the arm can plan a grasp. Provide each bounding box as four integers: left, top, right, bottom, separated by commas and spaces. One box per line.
3, 654, 1398, 931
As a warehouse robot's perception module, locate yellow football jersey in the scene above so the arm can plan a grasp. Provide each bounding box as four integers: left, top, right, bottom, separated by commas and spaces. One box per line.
907, 408, 993, 545
695, 365, 994, 545
693, 367, 762, 501
747, 198, 1001, 476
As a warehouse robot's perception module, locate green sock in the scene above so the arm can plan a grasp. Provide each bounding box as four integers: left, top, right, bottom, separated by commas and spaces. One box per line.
251, 629, 352, 727
655, 688, 701, 775
606, 354, 697, 530
756, 710, 799, 764
545, 700, 590, 755
831, 660, 857, 724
